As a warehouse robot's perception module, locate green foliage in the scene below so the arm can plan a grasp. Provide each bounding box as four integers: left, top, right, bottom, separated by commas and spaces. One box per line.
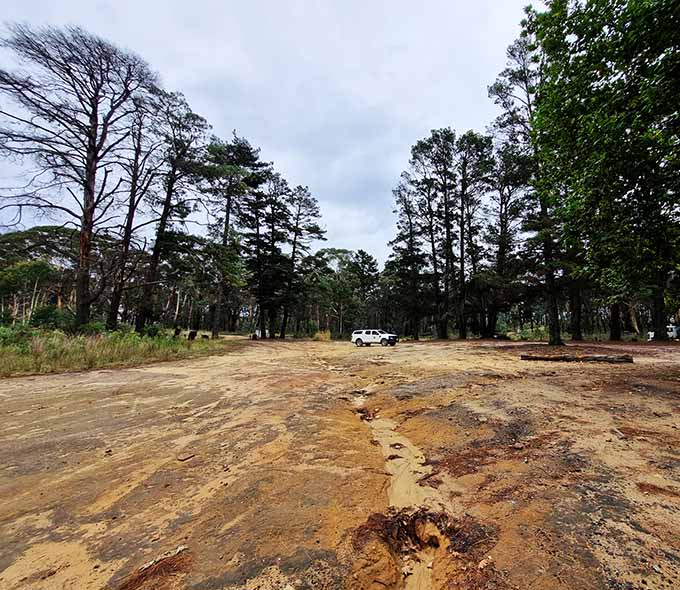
76, 321, 107, 335
0, 260, 57, 295
530, 0, 680, 338
29, 306, 74, 331
0, 327, 237, 377
144, 323, 162, 337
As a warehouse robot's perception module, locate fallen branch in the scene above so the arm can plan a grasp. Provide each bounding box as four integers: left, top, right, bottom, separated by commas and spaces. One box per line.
520, 354, 633, 364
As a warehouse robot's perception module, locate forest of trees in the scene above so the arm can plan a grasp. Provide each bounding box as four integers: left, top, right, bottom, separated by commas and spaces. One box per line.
1, 0, 679, 343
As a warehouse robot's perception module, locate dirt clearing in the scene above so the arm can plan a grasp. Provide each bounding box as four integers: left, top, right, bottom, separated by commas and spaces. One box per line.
1, 339, 679, 589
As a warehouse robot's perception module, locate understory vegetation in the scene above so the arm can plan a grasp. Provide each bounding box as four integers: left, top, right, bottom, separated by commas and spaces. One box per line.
0, 0, 678, 352
0, 325, 235, 377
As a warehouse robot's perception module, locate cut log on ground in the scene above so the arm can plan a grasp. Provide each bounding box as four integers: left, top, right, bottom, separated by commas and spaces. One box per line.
520, 354, 634, 364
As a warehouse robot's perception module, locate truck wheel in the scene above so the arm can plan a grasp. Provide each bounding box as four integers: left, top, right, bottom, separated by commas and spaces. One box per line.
355, 338, 363, 347
381, 338, 388, 347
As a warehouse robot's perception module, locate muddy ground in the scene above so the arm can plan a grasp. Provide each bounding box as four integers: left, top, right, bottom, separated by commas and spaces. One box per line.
1, 339, 679, 590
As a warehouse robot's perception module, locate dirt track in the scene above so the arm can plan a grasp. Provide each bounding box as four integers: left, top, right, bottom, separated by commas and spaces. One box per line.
1, 339, 679, 590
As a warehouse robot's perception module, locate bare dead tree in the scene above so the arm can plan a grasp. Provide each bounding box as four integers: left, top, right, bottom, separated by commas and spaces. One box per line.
134, 92, 209, 333
0, 24, 158, 325
106, 96, 164, 330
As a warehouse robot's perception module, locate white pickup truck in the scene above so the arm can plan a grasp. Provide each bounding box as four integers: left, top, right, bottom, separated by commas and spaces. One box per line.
351, 329, 398, 347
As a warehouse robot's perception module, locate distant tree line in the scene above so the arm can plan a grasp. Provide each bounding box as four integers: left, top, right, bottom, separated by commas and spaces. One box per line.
1, 1, 679, 342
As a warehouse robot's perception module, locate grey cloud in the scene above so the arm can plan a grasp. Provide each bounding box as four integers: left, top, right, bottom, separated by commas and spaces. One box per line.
2, 0, 534, 263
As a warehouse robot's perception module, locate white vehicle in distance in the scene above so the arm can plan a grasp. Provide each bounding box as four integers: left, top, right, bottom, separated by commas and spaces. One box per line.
351, 329, 398, 347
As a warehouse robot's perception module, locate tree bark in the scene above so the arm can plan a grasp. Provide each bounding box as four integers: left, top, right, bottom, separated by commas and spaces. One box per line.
457, 171, 467, 339
212, 189, 233, 339
569, 285, 583, 341
135, 172, 177, 333
652, 286, 667, 341
540, 195, 563, 345
107, 161, 140, 330
76, 149, 97, 326
609, 302, 622, 341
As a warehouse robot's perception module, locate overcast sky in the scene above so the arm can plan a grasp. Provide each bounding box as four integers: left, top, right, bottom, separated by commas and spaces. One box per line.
2, 0, 533, 264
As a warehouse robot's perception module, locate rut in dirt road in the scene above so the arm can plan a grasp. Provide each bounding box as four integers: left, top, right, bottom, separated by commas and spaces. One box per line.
351, 389, 457, 590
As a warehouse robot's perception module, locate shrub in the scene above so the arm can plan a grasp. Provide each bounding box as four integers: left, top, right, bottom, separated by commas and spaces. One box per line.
76, 321, 106, 335
0, 309, 12, 326
312, 329, 332, 341
30, 306, 75, 331
144, 323, 161, 337
0, 324, 39, 348
0, 328, 238, 377
507, 326, 548, 341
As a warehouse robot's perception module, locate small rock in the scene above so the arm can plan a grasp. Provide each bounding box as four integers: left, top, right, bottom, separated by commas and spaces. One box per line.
177, 453, 196, 462
426, 561, 433, 569
512, 442, 524, 450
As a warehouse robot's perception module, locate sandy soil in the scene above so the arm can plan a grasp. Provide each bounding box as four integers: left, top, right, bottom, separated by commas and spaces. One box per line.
1, 339, 678, 590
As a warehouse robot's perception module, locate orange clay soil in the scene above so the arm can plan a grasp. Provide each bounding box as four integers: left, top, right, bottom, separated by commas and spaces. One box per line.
1, 339, 678, 590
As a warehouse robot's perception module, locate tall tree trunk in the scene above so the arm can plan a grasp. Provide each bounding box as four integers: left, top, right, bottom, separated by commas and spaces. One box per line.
107, 193, 138, 330
443, 189, 453, 340
627, 303, 640, 336
258, 306, 267, 338
136, 171, 177, 333
610, 302, 622, 341
487, 305, 498, 337
569, 285, 583, 341
458, 179, 467, 339
212, 191, 233, 339
424, 192, 446, 339
540, 196, 563, 345
268, 307, 277, 339
652, 285, 667, 341
75, 110, 100, 326
280, 224, 299, 340
280, 306, 290, 340
76, 184, 95, 325
107, 118, 148, 331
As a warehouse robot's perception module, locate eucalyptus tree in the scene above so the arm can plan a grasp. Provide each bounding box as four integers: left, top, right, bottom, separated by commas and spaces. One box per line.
0, 24, 157, 325
106, 96, 165, 330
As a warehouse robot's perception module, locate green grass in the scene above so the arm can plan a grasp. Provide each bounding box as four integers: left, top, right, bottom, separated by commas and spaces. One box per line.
0, 328, 239, 377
